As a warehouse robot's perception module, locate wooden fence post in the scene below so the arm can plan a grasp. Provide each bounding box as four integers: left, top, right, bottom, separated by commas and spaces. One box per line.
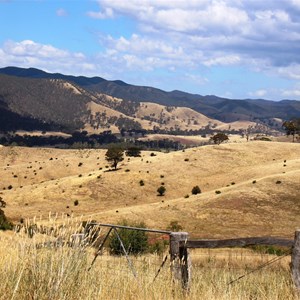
292, 229, 300, 292
169, 232, 191, 290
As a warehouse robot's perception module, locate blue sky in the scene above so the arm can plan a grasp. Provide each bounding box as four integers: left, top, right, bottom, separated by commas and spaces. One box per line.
1, 0, 300, 101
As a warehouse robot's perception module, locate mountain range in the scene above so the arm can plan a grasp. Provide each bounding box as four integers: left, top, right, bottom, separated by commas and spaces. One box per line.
0, 66, 299, 135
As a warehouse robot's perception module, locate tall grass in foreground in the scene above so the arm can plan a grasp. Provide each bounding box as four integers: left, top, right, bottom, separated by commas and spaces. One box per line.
0, 221, 298, 300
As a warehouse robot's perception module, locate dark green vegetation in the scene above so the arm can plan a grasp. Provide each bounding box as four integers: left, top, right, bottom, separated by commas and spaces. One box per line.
210, 133, 229, 145
0, 209, 13, 230
108, 221, 149, 255
157, 186, 166, 196
191, 185, 201, 195
282, 119, 300, 142
105, 147, 124, 170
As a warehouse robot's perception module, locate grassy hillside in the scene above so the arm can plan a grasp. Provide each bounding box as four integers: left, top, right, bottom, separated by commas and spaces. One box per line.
1, 141, 300, 238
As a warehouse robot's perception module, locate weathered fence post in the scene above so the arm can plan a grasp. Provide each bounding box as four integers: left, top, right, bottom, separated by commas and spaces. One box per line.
169, 232, 191, 289
292, 229, 300, 292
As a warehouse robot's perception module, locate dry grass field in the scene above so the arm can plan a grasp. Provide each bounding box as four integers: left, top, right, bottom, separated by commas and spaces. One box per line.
0, 221, 298, 300
1, 140, 300, 239
1, 140, 300, 299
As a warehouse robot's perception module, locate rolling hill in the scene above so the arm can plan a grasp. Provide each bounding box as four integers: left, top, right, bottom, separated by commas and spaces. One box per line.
1, 66, 300, 124
0, 72, 255, 136
1, 141, 299, 238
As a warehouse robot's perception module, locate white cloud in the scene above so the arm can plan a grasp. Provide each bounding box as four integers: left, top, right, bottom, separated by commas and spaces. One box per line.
281, 89, 300, 97
277, 64, 300, 80
250, 89, 268, 98
88, 0, 300, 82
56, 8, 68, 17
86, 7, 114, 19
0, 40, 96, 75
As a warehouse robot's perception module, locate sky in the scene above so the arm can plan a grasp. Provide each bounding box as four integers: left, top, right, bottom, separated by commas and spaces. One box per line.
1, 0, 300, 101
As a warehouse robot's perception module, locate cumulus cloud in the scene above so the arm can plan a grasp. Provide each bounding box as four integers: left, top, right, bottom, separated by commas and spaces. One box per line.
89, 0, 300, 80
86, 7, 114, 19
0, 40, 96, 75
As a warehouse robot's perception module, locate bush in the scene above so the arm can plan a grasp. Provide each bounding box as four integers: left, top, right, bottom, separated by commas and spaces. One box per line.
0, 209, 13, 230
167, 220, 183, 232
139, 180, 145, 186
148, 239, 168, 255
157, 186, 166, 196
108, 220, 148, 255
191, 185, 201, 195
74, 200, 79, 206
215, 190, 221, 194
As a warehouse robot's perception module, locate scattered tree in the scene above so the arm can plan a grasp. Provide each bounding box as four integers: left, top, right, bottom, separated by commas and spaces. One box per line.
210, 133, 229, 145
157, 186, 166, 196
191, 185, 201, 195
125, 146, 141, 157
282, 119, 300, 142
105, 147, 124, 170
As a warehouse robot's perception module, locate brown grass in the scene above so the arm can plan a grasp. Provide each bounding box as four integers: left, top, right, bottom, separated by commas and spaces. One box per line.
1, 141, 300, 239
0, 222, 298, 300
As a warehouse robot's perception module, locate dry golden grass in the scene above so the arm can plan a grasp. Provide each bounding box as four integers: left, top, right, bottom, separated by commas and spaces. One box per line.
0, 222, 298, 300
1, 141, 300, 239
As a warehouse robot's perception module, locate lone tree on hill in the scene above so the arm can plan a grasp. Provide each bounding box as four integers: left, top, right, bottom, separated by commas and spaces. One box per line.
210, 133, 229, 145
282, 119, 300, 142
157, 186, 166, 196
105, 147, 124, 170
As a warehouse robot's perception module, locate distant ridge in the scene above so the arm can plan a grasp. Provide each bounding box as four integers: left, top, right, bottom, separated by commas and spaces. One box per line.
1, 66, 300, 123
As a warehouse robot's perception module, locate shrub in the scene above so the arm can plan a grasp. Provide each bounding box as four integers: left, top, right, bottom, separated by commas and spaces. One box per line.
148, 240, 168, 255
191, 185, 201, 195
74, 200, 79, 206
215, 190, 221, 194
0, 209, 13, 230
252, 180, 256, 184
125, 169, 130, 172
150, 153, 156, 157
108, 220, 148, 255
126, 147, 141, 157
184, 194, 189, 198
167, 220, 183, 232
184, 158, 189, 162
139, 180, 145, 186
157, 186, 166, 196
276, 180, 282, 184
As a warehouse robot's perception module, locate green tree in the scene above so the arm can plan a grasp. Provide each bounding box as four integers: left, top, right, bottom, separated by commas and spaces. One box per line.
282, 119, 300, 142
126, 146, 141, 157
108, 220, 148, 255
157, 186, 166, 196
105, 147, 124, 170
191, 185, 201, 195
210, 133, 229, 145
0, 209, 13, 230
